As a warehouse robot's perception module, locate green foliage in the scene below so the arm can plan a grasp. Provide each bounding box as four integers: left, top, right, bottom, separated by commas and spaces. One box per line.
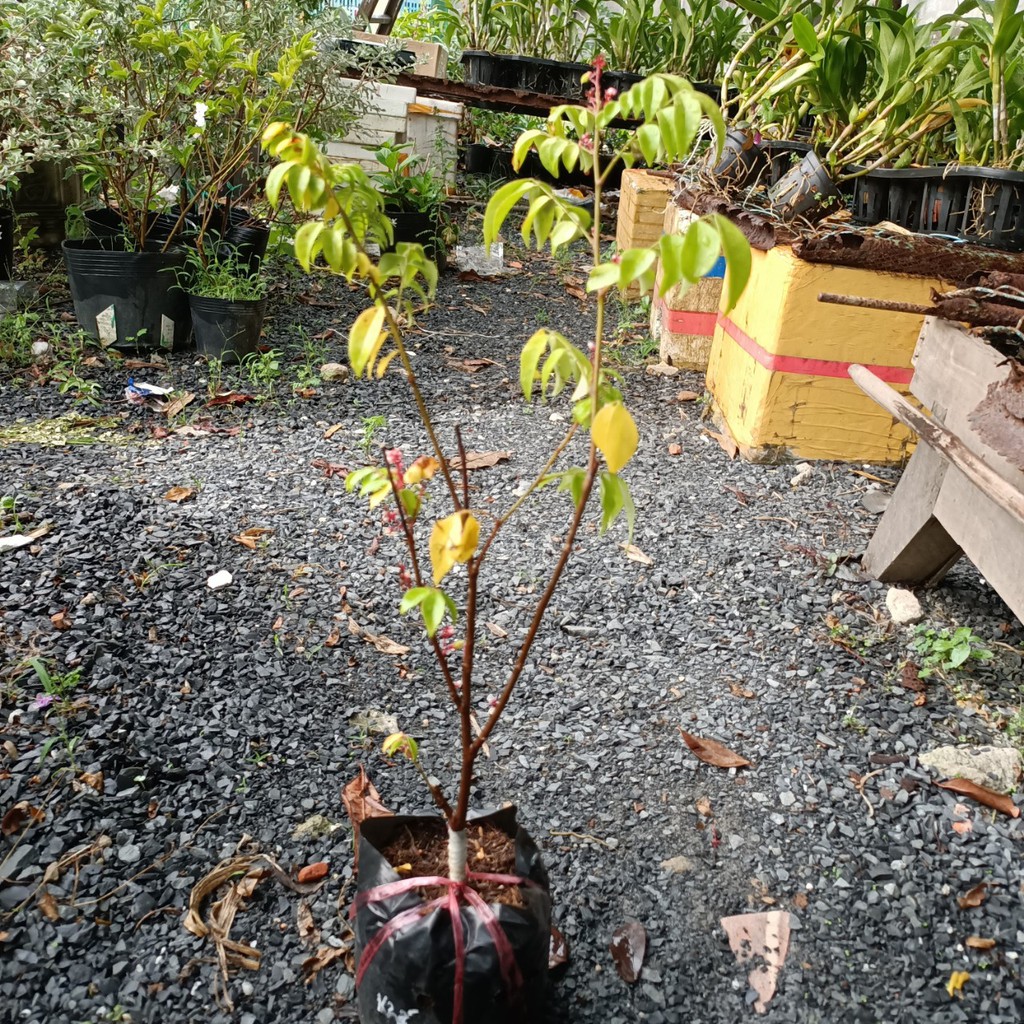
182, 251, 267, 300
911, 625, 994, 678
399, 586, 458, 638
0, 311, 44, 369
359, 415, 388, 456
242, 348, 283, 394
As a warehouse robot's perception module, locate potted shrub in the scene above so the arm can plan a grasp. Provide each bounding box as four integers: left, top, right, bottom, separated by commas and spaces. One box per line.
372, 141, 454, 266
183, 250, 268, 364
263, 60, 751, 1022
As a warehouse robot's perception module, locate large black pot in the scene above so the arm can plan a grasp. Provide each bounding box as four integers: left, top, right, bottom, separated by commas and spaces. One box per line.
353, 809, 551, 1024
188, 293, 266, 364
62, 239, 191, 352
207, 206, 272, 274
84, 207, 196, 250
762, 141, 812, 188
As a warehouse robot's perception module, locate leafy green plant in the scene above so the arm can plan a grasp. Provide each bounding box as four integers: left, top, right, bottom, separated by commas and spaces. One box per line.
360, 415, 388, 456
243, 348, 284, 394
0, 310, 44, 369
264, 63, 750, 882
911, 625, 994, 678
181, 250, 267, 301
372, 141, 448, 216
25, 657, 82, 712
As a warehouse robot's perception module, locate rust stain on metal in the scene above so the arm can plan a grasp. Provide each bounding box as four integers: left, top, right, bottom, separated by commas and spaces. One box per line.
970, 360, 1024, 473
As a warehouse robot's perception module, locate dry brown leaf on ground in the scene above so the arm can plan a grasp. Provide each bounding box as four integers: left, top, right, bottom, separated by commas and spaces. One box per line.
957, 883, 992, 909
722, 911, 792, 1014
0, 524, 52, 552
705, 429, 739, 459
676, 390, 701, 402
667, 444, 683, 456
965, 936, 996, 950
484, 621, 508, 639
163, 486, 196, 503
364, 632, 410, 656
937, 779, 1019, 817
341, 768, 393, 829
549, 925, 570, 974
2, 800, 45, 835
728, 681, 756, 699
323, 423, 345, 440
448, 450, 512, 471
302, 945, 349, 984
163, 392, 195, 420
620, 543, 653, 565
50, 610, 72, 631
37, 889, 60, 922
609, 920, 646, 983
678, 728, 752, 768
231, 528, 273, 550
297, 900, 320, 949
453, 358, 499, 372
696, 796, 713, 817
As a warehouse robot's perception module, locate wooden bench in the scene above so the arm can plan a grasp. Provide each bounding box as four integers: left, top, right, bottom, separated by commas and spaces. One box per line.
849, 317, 1024, 623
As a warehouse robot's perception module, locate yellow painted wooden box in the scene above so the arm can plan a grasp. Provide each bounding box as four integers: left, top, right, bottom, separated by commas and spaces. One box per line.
651, 205, 725, 371
705, 244, 946, 464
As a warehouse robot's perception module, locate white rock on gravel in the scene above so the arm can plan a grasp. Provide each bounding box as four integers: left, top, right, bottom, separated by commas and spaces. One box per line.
206, 570, 233, 590
660, 855, 696, 875
790, 462, 813, 487
886, 587, 923, 625
919, 744, 1021, 793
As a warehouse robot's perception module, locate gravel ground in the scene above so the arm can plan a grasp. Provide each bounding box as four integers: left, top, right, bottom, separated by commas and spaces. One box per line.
2, 226, 1023, 1024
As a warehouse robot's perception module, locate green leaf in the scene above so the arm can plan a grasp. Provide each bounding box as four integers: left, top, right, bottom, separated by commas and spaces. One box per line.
792, 12, 821, 57
484, 179, 535, 249
520, 329, 550, 400
617, 249, 657, 291
587, 261, 623, 292
948, 643, 971, 668
513, 129, 547, 170
681, 219, 722, 280
635, 123, 662, 166
399, 586, 432, 614
598, 471, 636, 538
713, 215, 751, 312
555, 467, 587, 508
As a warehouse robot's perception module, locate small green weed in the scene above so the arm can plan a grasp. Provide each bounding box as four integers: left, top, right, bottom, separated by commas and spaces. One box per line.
911, 625, 993, 678
0, 310, 44, 368
242, 348, 283, 395
359, 415, 387, 456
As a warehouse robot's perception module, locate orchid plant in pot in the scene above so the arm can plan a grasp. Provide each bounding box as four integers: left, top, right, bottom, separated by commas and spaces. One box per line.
263, 60, 750, 1024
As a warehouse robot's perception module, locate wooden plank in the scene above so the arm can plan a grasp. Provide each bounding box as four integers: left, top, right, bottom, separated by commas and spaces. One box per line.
849, 363, 1024, 527
862, 442, 963, 584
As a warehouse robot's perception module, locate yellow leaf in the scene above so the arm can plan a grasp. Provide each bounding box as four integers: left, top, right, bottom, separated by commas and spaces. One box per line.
591, 402, 638, 474
946, 971, 970, 999
348, 306, 386, 377
429, 511, 480, 584
376, 349, 400, 379
405, 456, 440, 486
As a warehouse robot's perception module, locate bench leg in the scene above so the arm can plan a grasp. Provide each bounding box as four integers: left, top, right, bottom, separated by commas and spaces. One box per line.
863, 443, 963, 585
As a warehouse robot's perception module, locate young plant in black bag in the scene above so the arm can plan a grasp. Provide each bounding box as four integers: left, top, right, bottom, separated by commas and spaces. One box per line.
264, 58, 750, 1021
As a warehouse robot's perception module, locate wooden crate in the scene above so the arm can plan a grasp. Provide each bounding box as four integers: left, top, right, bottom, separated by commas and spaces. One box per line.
615, 169, 675, 253
651, 205, 724, 371
705, 244, 946, 463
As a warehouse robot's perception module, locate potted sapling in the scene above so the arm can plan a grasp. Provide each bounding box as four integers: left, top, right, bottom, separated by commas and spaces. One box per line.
262, 59, 750, 1024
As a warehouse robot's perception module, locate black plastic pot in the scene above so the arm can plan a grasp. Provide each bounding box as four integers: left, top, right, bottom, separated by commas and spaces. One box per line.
961, 166, 1024, 252
0, 206, 15, 280
220, 208, 271, 274
188, 293, 266, 364
709, 129, 769, 188
461, 51, 523, 89
84, 207, 195, 250
762, 141, 813, 188
335, 37, 417, 70
62, 239, 191, 352
920, 168, 970, 237
465, 143, 498, 175
385, 209, 447, 269
353, 809, 551, 1024
768, 150, 842, 223
527, 56, 592, 99
601, 69, 643, 97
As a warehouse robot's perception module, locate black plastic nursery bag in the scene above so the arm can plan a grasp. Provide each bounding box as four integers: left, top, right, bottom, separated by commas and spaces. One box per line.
352, 807, 551, 1024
